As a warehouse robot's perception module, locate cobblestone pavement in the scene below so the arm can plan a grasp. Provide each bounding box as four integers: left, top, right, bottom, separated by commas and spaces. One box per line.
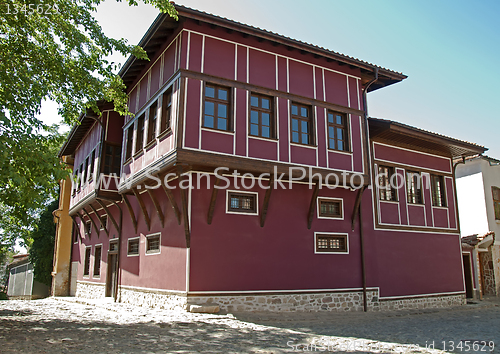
0, 297, 498, 353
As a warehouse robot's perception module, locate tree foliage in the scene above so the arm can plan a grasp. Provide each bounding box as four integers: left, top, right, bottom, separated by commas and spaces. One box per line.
29, 198, 59, 286
0, 0, 177, 250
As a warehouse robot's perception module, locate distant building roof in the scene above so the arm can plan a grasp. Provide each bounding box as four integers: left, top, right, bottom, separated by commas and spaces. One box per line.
368, 117, 487, 159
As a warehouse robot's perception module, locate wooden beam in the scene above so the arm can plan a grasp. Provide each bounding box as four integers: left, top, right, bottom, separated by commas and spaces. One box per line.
82, 207, 99, 237
207, 177, 221, 225
132, 187, 151, 231
351, 186, 367, 231
161, 182, 181, 225
71, 216, 82, 242
307, 183, 320, 229
177, 166, 191, 248
96, 199, 120, 234
260, 174, 274, 228
146, 189, 165, 228
88, 203, 109, 237
122, 194, 138, 233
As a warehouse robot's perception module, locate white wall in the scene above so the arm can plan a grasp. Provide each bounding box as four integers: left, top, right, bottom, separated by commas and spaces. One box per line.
456, 171, 489, 236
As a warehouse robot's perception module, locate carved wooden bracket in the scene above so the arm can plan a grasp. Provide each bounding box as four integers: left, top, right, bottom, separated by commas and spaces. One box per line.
122, 194, 138, 233
260, 174, 274, 227
132, 186, 151, 231
307, 182, 320, 229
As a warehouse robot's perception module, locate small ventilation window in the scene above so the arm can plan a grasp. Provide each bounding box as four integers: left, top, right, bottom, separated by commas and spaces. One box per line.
146, 233, 160, 254
315, 234, 348, 253
227, 192, 257, 214
318, 198, 343, 218
127, 238, 139, 256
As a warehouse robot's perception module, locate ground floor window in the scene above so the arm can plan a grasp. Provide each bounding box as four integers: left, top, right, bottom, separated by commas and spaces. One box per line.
127, 237, 140, 256
146, 233, 161, 255
93, 245, 102, 277
83, 246, 91, 276
314, 233, 348, 254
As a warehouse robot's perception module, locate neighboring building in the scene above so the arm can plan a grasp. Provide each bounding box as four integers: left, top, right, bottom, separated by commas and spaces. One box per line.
456, 155, 500, 298
7, 254, 50, 300
54, 5, 485, 312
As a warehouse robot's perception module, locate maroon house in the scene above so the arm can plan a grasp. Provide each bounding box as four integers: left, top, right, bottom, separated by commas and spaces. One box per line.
57, 5, 486, 312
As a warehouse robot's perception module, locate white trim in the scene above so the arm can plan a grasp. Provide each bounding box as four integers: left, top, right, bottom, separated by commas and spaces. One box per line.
275, 55, 278, 90
286, 58, 289, 93
246, 90, 249, 157
375, 157, 452, 175
145, 232, 161, 256
186, 31, 191, 70
289, 142, 317, 150
445, 176, 457, 228
201, 35, 205, 73
188, 287, 378, 295
246, 47, 249, 83
312, 65, 316, 100
127, 236, 140, 257
314, 106, 319, 166
378, 291, 465, 300
182, 78, 188, 149
374, 225, 460, 234
314, 232, 349, 254
198, 80, 203, 149
324, 107, 329, 168
356, 79, 361, 110
247, 135, 278, 143
327, 147, 354, 156
225, 189, 259, 215
316, 197, 344, 220
118, 283, 187, 295
182, 146, 357, 173
234, 44, 238, 81
233, 88, 237, 155
201, 127, 235, 136
183, 29, 361, 80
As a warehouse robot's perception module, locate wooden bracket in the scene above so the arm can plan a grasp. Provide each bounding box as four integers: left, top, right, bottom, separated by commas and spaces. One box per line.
207, 177, 221, 225
146, 189, 165, 228
132, 186, 151, 231
177, 165, 191, 248
71, 216, 82, 242
307, 182, 320, 229
82, 207, 100, 237
351, 186, 367, 231
122, 194, 138, 233
88, 203, 109, 237
96, 199, 121, 234
260, 174, 274, 227
161, 183, 181, 225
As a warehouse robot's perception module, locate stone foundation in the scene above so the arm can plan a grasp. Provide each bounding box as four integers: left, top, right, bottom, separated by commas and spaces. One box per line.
75, 282, 465, 313
379, 293, 466, 311
75, 281, 105, 299
188, 290, 380, 312
117, 285, 187, 311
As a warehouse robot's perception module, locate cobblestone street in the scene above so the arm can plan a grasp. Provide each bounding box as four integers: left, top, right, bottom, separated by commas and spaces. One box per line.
0, 297, 499, 353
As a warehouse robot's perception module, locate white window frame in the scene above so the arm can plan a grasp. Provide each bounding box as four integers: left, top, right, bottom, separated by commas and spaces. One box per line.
92, 243, 103, 279
316, 197, 344, 220
314, 232, 349, 254
225, 190, 259, 216
83, 245, 92, 278
145, 233, 161, 255
127, 236, 140, 257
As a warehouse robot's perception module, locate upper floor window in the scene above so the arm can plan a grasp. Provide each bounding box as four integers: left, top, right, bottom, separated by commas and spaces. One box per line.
147, 101, 158, 144
204, 84, 230, 131
88, 150, 95, 182
406, 171, 423, 204
125, 125, 134, 161
492, 186, 500, 220
250, 94, 273, 139
160, 88, 172, 133
431, 175, 447, 207
103, 144, 121, 175
135, 114, 145, 155
378, 165, 397, 201
291, 102, 312, 145
83, 156, 89, 183
318, 198, 343, 219
327, 111, 348, 151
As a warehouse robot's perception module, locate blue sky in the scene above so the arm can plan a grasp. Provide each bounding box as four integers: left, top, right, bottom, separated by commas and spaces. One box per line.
41, 0, 500, 157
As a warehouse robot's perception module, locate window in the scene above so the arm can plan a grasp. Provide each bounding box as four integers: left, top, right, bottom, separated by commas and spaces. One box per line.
85, 220, 92, 235
315, 234, 348, 253
227, 191, 257, 214
406, 171, 423, 204
431, 175, 447, 207
100, 215, 108, 230
83, 156, 89, 183
318, 198, 343, 218
109, 239, 118, 254
146, 233, 160, 254
160, 88, 172, 133
203, 84, 230, 131
378, 166, 397, 201
103, 144, 122, 175
88, 150, 95, 181
327, 111, 348, 151
127, 237, 139, 256
93, 245, 102, 277
76, 164, 84, 190
125, 125, 134, 161
250, 94, 273, 138
83, 247, 91, 276
291, 102, 312, 145
147, 101, 158, 144
135, 114, 145, 154
492, 187, 500, 220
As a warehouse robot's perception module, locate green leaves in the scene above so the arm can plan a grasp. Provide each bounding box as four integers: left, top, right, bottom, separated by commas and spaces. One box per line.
0, 0, 177, 250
